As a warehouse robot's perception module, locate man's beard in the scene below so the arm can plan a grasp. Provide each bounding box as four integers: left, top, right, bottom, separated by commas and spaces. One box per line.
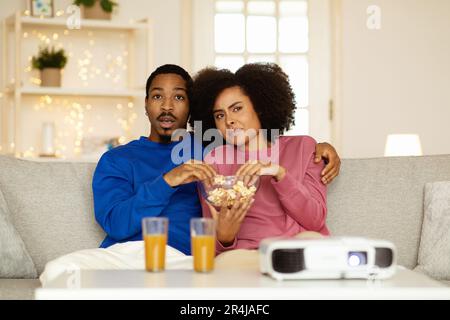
159, 132, 172, 144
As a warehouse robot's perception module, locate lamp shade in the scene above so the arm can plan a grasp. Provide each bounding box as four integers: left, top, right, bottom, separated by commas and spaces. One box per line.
384, 134, 423, 157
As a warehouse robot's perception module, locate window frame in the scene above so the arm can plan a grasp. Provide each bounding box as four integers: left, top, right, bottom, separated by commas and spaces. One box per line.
191, 0, 331, 141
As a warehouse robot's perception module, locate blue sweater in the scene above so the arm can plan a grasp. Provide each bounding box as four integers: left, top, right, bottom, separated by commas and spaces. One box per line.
92, 136, 202, 255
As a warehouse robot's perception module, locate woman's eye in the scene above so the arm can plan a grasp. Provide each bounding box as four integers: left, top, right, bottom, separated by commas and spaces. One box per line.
215, 114, 224, 120
175, 95, 185, 101
232, 106, 242, 112
152, 94, 162, 100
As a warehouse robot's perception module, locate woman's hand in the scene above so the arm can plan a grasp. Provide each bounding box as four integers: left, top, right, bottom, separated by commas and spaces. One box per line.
314, 142, 341, 185
235, 160, 287, 185
206, 197, 254, 247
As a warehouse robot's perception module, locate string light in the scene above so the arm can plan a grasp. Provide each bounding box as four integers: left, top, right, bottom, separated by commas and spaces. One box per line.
41, 95, 52, 104
23, 147, 36, 158
30, 77, 41, 85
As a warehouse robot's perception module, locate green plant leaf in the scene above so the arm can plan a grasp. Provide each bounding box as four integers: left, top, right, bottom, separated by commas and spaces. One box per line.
100, 0, 118, 13
74, 0, 95, 7
31, 46, 68, 70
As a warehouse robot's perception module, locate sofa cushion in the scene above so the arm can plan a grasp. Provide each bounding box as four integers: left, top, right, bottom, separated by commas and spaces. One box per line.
414, 181, 450, 280
327, 155, 450, 269
0, 187, 37, 279
0, 156, 105, 276
0, 279, 41, 300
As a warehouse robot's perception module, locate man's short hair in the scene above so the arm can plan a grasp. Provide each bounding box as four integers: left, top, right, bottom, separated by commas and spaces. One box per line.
145, 64, 193, 102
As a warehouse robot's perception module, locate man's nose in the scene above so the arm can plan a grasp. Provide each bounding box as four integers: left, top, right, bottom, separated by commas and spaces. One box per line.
161, 99, 174, 111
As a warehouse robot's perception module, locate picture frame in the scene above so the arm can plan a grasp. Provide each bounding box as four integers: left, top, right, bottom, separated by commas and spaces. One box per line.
30, 0, 54, 17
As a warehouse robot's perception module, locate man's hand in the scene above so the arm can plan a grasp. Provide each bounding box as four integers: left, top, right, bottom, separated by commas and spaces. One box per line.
206, 197, 254, 247
163, 160, 217, 188
314, 142, 341, 185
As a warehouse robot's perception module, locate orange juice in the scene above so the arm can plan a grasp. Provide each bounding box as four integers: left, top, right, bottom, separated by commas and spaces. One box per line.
144, 234, 167, 272
192, 235, 215, 272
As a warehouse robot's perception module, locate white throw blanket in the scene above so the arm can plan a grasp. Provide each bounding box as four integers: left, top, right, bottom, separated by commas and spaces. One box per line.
39, 241, 193, 287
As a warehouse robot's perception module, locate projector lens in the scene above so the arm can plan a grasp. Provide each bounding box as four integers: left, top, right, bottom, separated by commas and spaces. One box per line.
348, 251, 367, 266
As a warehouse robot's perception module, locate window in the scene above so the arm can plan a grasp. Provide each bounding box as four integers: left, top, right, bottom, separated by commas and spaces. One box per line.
214, 0, 309, 135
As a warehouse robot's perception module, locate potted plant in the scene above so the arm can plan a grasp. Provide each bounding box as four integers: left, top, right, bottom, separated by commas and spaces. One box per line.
31, 46, 68, 87
74, 0, 118, 20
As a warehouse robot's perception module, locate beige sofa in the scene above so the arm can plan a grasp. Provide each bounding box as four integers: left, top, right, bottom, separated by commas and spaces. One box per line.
1, 154, 450, 299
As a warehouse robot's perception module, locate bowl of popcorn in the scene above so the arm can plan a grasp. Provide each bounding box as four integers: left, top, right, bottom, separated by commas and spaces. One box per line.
199, 175, 260, 208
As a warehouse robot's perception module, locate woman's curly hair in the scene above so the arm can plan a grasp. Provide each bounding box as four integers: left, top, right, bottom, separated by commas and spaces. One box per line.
189, 63, 296, 142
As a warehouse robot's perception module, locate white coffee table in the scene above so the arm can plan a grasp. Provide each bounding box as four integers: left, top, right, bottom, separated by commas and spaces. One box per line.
35, 266, 450, 300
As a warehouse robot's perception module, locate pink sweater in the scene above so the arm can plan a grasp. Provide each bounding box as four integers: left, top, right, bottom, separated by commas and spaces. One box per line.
200, 135, 330, 255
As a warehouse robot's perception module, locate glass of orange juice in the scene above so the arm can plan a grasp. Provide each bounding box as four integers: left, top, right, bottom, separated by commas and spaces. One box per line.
142, 217, 168, 272
190, 218, 216, 273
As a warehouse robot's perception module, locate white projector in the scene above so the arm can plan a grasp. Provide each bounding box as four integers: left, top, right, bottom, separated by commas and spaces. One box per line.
259, 236, 397, 280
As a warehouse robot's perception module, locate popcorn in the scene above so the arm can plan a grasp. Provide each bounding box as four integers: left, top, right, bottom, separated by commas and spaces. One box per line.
206, 175, 257, 208
213, 175, 225, 185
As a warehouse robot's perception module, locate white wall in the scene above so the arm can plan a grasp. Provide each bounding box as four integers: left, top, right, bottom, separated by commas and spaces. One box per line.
335, 0, 450, 158
54, 0, 182, 67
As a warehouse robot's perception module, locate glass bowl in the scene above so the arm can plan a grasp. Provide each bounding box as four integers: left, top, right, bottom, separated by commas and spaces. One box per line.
199, 175, 260, 208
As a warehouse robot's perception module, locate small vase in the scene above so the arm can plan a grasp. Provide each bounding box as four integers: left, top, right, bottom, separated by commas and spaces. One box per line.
40, 68, 61, 87
82, 1, 112, 20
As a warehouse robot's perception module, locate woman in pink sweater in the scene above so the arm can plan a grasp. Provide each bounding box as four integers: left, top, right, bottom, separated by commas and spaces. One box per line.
190, 63, 331, 255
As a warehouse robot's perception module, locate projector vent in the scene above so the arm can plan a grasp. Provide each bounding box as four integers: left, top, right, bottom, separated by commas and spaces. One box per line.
272, 249, 305, 273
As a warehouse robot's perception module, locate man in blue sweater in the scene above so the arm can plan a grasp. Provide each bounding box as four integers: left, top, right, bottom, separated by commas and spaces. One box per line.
92, 64, 341, 255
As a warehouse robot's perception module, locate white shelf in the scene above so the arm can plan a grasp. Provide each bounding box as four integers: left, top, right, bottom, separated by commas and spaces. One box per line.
1, 11, 153, 156
13, 86, 145, 98
18, 16, 148, 30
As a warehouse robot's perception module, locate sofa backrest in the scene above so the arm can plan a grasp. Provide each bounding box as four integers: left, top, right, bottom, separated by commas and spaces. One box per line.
1, 154, 450, 275
327, 155, 450, 269
0, 156, 104, 275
